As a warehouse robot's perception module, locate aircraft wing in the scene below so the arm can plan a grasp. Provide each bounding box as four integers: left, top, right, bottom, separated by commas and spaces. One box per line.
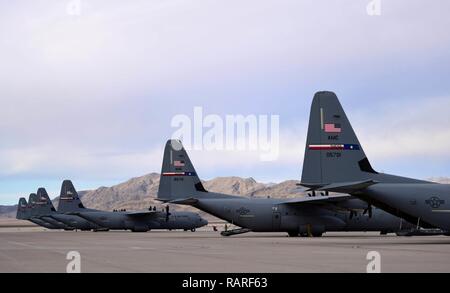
299, 180, 378, 194
281, 194, 352, 206
69, 210, 161, 218
66, 211, 83, 216
125, 211, 160, 217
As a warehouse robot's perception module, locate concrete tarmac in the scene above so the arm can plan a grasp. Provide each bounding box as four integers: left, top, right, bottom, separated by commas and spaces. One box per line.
1, 229, 450, 273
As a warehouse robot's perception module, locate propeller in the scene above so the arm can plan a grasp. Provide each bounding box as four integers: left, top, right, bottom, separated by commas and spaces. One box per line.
165, 205, 170, 222
349, 211, 356, 220
363, 204, 373, 218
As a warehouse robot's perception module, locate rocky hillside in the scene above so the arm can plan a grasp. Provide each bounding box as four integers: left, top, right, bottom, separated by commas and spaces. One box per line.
429, 177, 450, 184
0, 205, 17, 218
73, 174, 304, 222
79, 173, 162, 210
0, 174, 305, 219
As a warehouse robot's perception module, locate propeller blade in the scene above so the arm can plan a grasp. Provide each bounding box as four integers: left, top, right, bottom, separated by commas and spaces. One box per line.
363, 205, 373, 218
165, 205, 170, 222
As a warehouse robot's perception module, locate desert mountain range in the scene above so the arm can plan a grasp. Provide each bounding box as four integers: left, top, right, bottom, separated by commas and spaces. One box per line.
1, 175, 449, 219
0, 174, 303, 219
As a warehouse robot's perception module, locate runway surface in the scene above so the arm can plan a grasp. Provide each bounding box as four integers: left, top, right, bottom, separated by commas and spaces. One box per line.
1, 229, 450, 273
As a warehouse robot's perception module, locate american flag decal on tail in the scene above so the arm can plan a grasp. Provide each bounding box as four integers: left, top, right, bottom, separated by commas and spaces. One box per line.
324, 123, 341, 133
173, 160, 185, 167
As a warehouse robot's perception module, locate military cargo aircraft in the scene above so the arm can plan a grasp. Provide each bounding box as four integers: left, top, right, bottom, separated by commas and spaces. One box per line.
16, 196, 60, 230
58, 180, 208, 232
23, 192, 74, 230
157, 139, 416, 237
300, 91, 450, 233
30, 188, 100, 230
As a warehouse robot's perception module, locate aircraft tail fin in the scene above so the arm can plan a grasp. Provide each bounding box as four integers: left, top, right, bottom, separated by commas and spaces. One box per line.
36, 188, 56, 213
28, 193, 37, 205
157, 140, 208, 202
16, 197, 28, 220
27, 193, 38, 217
301, 91, 378, 186
58, 180, 86, 213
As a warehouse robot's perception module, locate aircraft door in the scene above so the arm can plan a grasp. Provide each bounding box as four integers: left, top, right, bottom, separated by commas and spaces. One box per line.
272, 212, 281, 231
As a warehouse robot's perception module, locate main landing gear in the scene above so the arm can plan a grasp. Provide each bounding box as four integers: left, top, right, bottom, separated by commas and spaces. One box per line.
287, 231, 323, 238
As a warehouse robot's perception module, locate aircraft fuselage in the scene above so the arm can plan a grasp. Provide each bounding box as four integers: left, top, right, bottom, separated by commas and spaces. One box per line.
75, 211, 208, 232
192, 197, 414, 235
359, 183, 450, 230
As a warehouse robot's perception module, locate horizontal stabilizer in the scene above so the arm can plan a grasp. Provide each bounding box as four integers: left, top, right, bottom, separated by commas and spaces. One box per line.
167, 198, 199, 205
66, 212, 85, 217
307, 180, 379, 193
298, 182, 326, 190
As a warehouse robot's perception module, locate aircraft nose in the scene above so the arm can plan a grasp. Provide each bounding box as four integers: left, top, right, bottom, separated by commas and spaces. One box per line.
200, 218, 208, 227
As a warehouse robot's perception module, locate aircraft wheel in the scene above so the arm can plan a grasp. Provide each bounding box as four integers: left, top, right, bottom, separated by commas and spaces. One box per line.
184, 229, 188, 232
93, 229, 109, 232
131, 229, 149, 233
191, 228, 196, 232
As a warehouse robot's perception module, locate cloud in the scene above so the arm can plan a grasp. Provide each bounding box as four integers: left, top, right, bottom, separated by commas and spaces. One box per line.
1, 1, 450, 203
353, 96, 450, 160
0, 144, 164, 180
2, 1, 450, 99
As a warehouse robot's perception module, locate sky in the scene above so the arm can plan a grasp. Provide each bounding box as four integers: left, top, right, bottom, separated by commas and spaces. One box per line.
1, 0, 450, 205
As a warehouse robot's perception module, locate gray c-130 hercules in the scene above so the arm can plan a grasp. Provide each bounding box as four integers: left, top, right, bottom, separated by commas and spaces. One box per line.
300, 91, 450, 232
157, 139, 416, 237
16, 196, 61, 230
17, 189, 101, 231
16, 181, 207, 232
58, 180, 208, 232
